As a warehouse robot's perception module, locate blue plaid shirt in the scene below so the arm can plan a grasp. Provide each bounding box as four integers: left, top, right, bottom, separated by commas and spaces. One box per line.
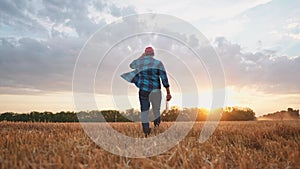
121, 55, 170, 92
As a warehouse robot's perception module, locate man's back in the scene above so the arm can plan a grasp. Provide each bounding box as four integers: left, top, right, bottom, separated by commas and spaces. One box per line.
130, 55, 169, 92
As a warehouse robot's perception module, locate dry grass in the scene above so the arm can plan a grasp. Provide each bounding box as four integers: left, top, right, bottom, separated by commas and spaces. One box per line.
0, 121, 299, 169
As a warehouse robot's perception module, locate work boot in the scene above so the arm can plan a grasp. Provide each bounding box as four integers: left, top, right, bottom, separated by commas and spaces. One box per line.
144, 128, 151, 137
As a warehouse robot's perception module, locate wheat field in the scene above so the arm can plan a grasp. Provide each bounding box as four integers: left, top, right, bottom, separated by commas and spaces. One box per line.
0, 121, 299, 169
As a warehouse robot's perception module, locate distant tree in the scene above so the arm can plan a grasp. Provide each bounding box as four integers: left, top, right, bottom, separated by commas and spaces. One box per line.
0, 112, 14, 121
43, 111, 53, 122
0, 106, 258, 122
101, 110, 119, 122
162, 106, 180, 121
29, 111, 41, 122
77, 111, 90, 122
53, 111, 78, 122
13, 113, 29, 122
260, 108, 299, 120
125, 108, 140, 122
222, 107, 256, 121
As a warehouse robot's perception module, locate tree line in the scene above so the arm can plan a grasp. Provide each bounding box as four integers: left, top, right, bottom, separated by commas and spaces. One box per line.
0, 106, 257, 122
259, 108, 299, 120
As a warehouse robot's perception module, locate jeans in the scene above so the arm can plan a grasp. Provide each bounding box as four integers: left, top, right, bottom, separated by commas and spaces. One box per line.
139, 89, 161, 134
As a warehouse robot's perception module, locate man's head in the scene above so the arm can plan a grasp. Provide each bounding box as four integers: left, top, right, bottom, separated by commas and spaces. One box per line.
145, 47, 154, 56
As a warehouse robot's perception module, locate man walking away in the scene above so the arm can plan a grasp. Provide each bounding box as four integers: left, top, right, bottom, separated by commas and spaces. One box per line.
122, 47, 172, 137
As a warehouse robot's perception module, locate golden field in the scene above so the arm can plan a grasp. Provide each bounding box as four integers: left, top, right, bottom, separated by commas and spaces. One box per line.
0, 121, 299, 169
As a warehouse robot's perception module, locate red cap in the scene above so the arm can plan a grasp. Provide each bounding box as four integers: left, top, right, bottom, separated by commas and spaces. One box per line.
145, 47, 154, 55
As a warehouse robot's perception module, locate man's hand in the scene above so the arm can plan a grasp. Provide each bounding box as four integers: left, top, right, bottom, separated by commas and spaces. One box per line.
166, 93, 172, 101
165, 87, 172, 101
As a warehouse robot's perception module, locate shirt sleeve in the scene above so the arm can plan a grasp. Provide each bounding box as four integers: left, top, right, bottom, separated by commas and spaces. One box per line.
158, 62, 170, 88
130, 59, 139, 69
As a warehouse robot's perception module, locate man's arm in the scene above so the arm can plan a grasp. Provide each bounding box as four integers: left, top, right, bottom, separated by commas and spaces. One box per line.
166, 87, 172, 101
159, 62, 172, 101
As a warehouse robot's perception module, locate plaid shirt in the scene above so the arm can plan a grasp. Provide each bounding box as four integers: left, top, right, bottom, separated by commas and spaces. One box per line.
121, 55, 170, 92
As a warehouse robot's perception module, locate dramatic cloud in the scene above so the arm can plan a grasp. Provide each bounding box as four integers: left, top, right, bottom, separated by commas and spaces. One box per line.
214, 37, 300, 94
112, 0, 272, 20
0, 0, 137, 94
0, 0, 299, 96
0, 0, 136, 38
213, 0, 300, 56
0, 37, 82, 94
1, 34, 299, 96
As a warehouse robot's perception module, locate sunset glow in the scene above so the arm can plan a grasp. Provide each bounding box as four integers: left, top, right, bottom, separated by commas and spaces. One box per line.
0, 0, 299, 116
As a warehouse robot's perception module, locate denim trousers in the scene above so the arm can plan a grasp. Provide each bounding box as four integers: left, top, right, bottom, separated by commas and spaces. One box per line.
139, 89, 161, 134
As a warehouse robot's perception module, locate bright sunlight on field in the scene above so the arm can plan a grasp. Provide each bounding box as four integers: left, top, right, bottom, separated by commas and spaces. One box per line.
1, 121, 299, 169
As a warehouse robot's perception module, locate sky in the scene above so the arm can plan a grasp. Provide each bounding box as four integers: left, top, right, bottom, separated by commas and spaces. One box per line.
0, 0, 299, 116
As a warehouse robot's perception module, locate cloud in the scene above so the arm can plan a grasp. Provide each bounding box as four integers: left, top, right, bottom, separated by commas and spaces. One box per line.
284, 19, 300, 40
0, 0, 136, 38
0, 0, 138, 95
1, 25, 299, 96
214, 37, 300, 94
214, 0, 300, 56
0, 37, 83, 94
111, 0, 272, 21
0, 0, 48, 37
0, 0, 299, 98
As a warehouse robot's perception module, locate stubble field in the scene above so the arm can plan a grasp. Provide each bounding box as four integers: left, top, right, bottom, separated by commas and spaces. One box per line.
0, 121, 299, 169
